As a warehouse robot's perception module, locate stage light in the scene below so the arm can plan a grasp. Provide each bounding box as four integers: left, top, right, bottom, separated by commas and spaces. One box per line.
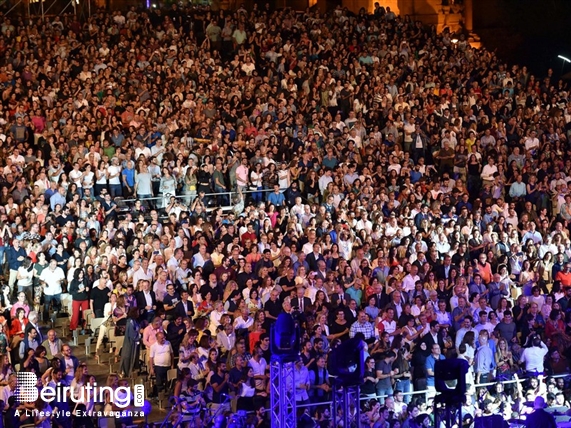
327, 337, 365, 387
434, 358, 468, 397
270, 313, 300, 358
558, 55, 571, 63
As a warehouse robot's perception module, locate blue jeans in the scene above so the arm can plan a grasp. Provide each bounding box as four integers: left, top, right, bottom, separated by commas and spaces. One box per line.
251, 186, 263, 204
109, 184, 123, 198
137, 194, 152, 207
44, 294, 62, 322
215, 186, 229, 206
375, 386, 393, 404
395, 378, 412, 404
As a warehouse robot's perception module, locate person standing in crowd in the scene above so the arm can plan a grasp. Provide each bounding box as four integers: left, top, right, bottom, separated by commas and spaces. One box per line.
425, 344, 445, 401
39, 259, 64, 321
525, 396, 556, 428
149, 331, 174, 393
7, 239, 27, 292
69, 268, 90, 331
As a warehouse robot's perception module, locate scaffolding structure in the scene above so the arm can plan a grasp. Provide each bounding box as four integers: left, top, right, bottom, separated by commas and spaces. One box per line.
434, 394, 463, 428
1, 0, 91, 20
332, 383, 361, 428
270, 357, 297, 428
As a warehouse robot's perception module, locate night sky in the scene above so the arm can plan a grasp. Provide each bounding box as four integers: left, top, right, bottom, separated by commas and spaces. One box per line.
475, 0, 571, 79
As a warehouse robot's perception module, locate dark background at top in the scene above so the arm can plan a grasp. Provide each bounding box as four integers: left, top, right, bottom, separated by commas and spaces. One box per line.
474, 0, 571, 79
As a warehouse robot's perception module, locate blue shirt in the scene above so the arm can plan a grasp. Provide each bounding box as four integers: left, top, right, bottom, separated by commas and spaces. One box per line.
425, 354, 445, 386
122, 167, 135, 187
7, 246, 26, 271
509, 181, 526, 197
346, 286, 363, 307
410, 170, 422, 183
475, 344, 496, 374
267, 191, 285, 206
110, 132, 125, 147
45, 187, 57, 201
50, 192, 67, 211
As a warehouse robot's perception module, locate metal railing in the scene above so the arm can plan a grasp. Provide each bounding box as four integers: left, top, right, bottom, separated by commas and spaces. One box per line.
294, 372, 571, 409
117, 187, 277, 208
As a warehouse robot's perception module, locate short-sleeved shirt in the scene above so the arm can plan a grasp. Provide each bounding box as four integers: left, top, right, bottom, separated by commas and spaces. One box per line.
150, 341, 173, 367
375, 359, 393, 389
425, 354, 445, 387
210, 372, 229, 403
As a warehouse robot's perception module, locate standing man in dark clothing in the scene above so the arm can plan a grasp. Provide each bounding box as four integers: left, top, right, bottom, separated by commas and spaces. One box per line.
7, 238, 27, 293
166, 316, 186, 355
526, 396, 556, 428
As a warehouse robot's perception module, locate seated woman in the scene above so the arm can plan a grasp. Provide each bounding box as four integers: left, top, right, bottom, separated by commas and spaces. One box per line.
236, 366, 266, 412
9, 308, 28, 361
113, 296, 128, 336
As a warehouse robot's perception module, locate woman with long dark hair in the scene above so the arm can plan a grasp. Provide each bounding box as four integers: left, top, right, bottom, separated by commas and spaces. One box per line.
392, 343, 413, 404
69, 268, 90, 331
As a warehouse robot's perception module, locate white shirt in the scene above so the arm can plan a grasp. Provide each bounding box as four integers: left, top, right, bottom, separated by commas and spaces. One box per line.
216, 331, 236, 353
520, 342, 548, 373
474, 322, 494, 335
17, 265, 33, 287
133, 267, 153, 287
1, 385, 14, 405
40, 266, 65, 295
108, 165, 121, 185
142, 290, 153, 307
150, 341, 173, 367
402, 274, 420, 292
233, 315, 254, 330
82, 171, 94, 189
381, 319, 397, 343
525, 137, 539, 151
209, 309, 225, 334
248, 357, 267, 389
481, 164, 498, 181
70, 169, 83, 188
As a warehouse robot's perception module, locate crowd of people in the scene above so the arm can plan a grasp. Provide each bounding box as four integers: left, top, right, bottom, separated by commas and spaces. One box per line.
0, 1, 570, 427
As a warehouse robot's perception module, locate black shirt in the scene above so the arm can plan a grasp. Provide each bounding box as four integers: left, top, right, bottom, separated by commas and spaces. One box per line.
91, 286, 110, 318
264, 299, 282, 319
210, 372, 229, 404
362, 369, 377, 395
237, 271, 256, 290
329, 321, 349, 342
69, 279, 89, 301
525, 409, 556, 428
228, 367, 243, 393
278, 276, 296, 301
166, 322, 186, 354
200, 284, 220, 301
163, 292, 180, 316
